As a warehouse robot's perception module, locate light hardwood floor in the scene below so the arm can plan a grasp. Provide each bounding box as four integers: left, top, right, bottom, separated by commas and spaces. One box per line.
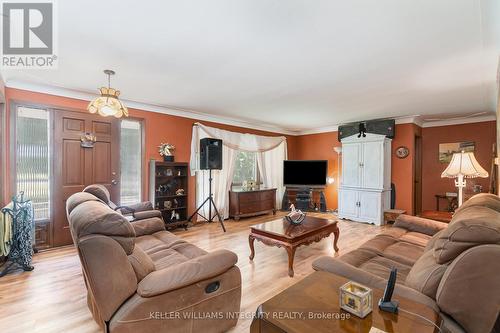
0, 212, 385, 333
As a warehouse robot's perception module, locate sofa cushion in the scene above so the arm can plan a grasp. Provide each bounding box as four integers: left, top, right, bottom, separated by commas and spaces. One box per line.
434, 206, 500, 264
425, 229, 445, 251
69, 200, 135, 255
358, 235, 398, 255
436, 245, 500, 333
339, 248, 378, 267
83, 184, 111, 204
383, 241, 425, 266
66, 192, 103, 215
337, 248, 412, 281
358, 255, 412, 281
379, 226, 408, 239
454, 193, 500, 215
400, 232, 432, 248
128, 246, 155, 281
394, 214, 448, 236
131, 218, 165, 237
135, 231, 208, 271
405, 250, 447, 299
312, 257, 440, 312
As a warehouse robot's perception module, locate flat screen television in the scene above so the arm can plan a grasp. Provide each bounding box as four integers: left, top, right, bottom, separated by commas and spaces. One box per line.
283, 160, 328, 187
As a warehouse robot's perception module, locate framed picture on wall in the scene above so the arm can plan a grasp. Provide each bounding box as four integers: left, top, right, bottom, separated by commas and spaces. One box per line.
438, 141, 475, 163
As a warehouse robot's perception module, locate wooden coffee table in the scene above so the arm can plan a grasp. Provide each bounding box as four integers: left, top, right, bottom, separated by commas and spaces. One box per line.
249, 216, 339, 277
250, 271, 441, 333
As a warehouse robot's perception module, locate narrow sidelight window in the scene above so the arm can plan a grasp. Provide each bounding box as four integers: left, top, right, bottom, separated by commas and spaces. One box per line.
120, 119, 142, 206
15, 106, 51, 221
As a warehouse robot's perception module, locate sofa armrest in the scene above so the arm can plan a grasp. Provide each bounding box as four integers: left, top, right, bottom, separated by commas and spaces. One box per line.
132, 210, 162, 221
313, 256, 386, 287
394, 214, 448, 236
131, 217, 166, 236
125, 201, 154, 212
436, 245, 500, 333
138, 249, 238, 297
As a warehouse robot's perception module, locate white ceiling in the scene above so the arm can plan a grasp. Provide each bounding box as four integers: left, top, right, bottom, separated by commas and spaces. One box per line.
1, 0, 499, 134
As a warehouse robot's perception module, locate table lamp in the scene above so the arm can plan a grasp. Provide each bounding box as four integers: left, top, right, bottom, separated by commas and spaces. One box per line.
441, 151, 489, 206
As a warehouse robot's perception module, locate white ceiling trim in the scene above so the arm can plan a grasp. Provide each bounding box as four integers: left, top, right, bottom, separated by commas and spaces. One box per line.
5, 80, 300, 136
296, 116, 423, 136
421, 114, 496, 127
4, 80, 497, 136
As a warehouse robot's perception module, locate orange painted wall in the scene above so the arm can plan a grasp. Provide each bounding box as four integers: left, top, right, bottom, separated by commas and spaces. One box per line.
294, 123, 420, 214
421, 121, 496, 211
2, 88, 297, 212
391, 123, 421, 214
294, 131, 340, 210
2, 87, 495, 217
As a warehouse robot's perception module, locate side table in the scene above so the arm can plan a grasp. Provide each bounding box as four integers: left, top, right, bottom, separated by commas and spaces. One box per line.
383, 209, 406, 224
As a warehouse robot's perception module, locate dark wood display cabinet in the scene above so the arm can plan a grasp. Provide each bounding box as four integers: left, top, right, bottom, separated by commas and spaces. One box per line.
149, 161, 189, 229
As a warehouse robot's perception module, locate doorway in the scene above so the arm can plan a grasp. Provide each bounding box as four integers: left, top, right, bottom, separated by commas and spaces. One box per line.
12, 102, 144, 249
413, 135, 422, 215
52, 110, 120, 246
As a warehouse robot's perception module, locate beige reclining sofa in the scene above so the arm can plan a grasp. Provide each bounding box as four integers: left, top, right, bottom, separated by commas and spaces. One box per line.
66, 191, 242, 333
313, 193, 500, 333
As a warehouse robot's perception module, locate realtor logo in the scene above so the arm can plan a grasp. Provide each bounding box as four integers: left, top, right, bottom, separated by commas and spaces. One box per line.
1, 0, 57, 68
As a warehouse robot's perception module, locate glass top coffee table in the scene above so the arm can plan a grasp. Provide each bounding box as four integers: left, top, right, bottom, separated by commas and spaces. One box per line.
249, 216, 339, 277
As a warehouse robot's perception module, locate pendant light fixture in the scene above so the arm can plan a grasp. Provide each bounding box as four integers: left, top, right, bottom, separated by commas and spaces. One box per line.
87, 69, 128, 118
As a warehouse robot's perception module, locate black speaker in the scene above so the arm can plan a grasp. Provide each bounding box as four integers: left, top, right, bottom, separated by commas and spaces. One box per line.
338, 119, 395, 141
200, 138, 222, 170
365, 119, 395, 138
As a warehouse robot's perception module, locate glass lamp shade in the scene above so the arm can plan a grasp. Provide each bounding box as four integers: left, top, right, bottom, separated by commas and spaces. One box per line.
441, 152, 489, 178
88, 87, 129, 118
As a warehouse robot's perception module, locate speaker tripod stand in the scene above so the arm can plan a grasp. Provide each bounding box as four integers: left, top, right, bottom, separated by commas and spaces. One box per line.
188, 169, 226, 232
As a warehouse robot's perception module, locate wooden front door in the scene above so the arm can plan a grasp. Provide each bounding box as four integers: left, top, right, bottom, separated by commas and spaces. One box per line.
53, 110, 120, 246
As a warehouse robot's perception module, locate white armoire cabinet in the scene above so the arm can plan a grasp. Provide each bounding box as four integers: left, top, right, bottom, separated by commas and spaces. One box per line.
338, 133, 391, 225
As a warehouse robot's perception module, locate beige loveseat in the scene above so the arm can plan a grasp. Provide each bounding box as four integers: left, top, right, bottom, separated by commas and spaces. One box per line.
66, 191, 242, 333
313, 193, 500, 333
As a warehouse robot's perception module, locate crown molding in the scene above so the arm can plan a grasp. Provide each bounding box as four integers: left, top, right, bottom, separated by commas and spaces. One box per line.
395, 116, 424, 127
293, 114, 496, 135
421, 114, 497, 127
296, 115, 422, 135
4, 80, 497, 136
4, 80, 299, 136
297, 125, 339, 135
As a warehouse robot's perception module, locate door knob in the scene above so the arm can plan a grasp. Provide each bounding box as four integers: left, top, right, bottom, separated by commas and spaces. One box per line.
111, 179, 118, 185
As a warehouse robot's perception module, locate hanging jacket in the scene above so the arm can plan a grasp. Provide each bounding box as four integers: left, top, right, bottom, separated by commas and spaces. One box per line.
0, 202, 14, 256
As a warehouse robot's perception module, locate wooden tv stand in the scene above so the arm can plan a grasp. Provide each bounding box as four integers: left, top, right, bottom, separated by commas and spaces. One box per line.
281, 187, 327, 212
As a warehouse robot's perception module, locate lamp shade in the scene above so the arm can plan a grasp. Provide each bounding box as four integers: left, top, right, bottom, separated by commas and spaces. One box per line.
441, 151, 489, 178
88, 87, 128, 118
88, 70, 128, 118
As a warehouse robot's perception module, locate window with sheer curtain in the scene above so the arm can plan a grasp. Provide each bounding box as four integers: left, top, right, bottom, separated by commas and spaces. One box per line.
15, 106, 51, 221
120, 119, 142, 206
232, 151, 260, 186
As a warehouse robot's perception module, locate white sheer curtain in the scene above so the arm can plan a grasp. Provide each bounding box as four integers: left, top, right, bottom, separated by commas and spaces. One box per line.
191, 123, 287, 219
256, 141, 287, 210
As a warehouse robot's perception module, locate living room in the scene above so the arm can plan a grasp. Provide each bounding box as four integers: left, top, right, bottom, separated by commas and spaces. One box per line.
0, 1, 499, 333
